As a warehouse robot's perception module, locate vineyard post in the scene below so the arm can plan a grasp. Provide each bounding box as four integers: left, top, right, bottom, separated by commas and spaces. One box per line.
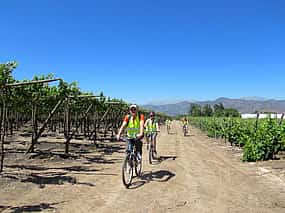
8, 109, 13, 136
229, 116, 233, 146
279, 113, 284, 126
5, 78, 62, 154
65, 102, 93, 154
255, 113, 260, 133
64, 97, 70, 154
101, 102, 121, 140
30, 103, 38, 153
222, 119, 226, 143
0, 91, 7, 172
31, 99, 64, 145
110, 109, 117, 138
91, 103, 97, 145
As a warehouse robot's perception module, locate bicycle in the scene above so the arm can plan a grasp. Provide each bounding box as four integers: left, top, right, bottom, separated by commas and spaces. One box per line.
146, 131, 159, 164
183, 124, 188, 136
120, 137, 142, 188
166, 124, 171, 134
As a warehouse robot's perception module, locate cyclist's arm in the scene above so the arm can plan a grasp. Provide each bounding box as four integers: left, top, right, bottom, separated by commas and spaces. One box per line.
144, 119, 149, 128
117, 120, 127, 139
137, 120, 144, 138
156, 122, 160, 131
137, 114, 145, 138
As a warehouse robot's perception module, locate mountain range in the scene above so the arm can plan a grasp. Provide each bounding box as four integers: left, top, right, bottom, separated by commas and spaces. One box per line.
142, 97, 285, 116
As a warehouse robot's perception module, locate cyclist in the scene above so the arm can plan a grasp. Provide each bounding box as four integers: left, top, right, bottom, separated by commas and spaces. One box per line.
116, 104, 145, 160
165, 119, 172, 134
144, 111, 160, 154
182, 117, 189, 135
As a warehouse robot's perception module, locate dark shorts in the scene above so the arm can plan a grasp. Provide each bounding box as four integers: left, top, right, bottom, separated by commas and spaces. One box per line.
146, 132, 157, 141
127, 138, 143, 155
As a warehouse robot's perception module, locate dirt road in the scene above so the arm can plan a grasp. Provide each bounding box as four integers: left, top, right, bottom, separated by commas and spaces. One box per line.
1, 121, 285, 212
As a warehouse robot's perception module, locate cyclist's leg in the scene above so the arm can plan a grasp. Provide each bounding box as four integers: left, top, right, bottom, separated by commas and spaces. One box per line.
153, 132, 157, 153
145, 133, 150, 149
145, 133, 150, 145
135, 140, 143, 157
127, 138, 135, 153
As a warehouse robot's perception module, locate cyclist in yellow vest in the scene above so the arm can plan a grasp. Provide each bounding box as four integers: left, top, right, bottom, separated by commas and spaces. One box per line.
182, 117, 189, 135
144, 111, 160, 154
116, 104, 145, 159
182, 117, 188, 126
165, 119, 172, 134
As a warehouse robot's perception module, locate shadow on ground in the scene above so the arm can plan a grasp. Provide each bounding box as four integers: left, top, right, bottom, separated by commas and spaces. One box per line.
0, 202, 63, 213
2, 171, 95, 187
129, 170, 175, 189
147, 155, 177, 165
6, 164, 101, 173
159, 155, 177, 161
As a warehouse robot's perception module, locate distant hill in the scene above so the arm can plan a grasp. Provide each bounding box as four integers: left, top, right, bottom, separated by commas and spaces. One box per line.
142, 97, 285, 116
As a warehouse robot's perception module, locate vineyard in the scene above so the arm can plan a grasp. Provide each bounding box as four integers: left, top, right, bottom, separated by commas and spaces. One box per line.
0, 61, 169, 173
190, 116, 285, 162
1, 62, 285, 212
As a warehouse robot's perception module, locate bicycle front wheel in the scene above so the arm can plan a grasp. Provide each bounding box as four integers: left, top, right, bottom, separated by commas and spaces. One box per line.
122, 155, 133, 188
135, 157, 142, 177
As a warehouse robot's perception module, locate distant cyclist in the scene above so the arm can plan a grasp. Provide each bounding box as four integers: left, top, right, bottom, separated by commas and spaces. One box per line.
144, 111, 160, 154
182, 117, 188, 136
116, 104, 145, 160
165, 119, 172, 134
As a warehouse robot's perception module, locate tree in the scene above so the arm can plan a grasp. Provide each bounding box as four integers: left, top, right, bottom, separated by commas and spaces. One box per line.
224, 108, 240, 117
213, 103, 225, 117
202, 104, 213, 117
0, 61, 17, 85
189, 103, 202, 116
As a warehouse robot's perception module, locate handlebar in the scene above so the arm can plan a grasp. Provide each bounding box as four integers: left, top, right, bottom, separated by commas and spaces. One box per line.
118, 137, 140, 142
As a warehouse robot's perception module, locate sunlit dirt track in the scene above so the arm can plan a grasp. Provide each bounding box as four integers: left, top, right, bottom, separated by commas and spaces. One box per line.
1, 121, 285, 213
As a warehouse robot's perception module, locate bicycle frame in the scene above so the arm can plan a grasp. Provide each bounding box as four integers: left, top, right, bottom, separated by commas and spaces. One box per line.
120, 137, 142, 188
183, 125, 188, 136
146, 132, 158, 164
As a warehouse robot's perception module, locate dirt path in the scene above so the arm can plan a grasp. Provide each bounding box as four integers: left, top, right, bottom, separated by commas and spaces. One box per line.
1, 121, 285, 212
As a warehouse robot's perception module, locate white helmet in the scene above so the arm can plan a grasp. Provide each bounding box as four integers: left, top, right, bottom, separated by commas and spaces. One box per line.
129, 104, 138, 110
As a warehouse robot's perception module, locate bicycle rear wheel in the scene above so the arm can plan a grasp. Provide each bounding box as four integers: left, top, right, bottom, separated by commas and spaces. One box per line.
122, 155, 133, 188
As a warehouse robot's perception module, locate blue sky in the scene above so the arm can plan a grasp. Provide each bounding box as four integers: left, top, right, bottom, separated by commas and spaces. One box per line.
1, 0, 285, 104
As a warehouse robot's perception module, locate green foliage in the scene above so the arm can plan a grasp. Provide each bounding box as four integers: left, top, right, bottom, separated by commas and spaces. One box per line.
189, 102, 239, 117
202, 104, 213, 116
243, 118, 285, 161
190, 117, 285, 162
0, 61, 18, 85
213, 103, 225, 117
224, 108, 240, 117
0, 61, 128, 125
189, 103, 202, 116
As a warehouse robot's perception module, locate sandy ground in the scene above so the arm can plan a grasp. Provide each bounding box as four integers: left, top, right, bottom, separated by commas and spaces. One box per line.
1, 121, 285, 213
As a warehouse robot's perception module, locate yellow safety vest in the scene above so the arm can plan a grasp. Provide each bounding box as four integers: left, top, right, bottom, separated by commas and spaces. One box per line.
146, 119, 157, 133
126, 115, 140, 138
